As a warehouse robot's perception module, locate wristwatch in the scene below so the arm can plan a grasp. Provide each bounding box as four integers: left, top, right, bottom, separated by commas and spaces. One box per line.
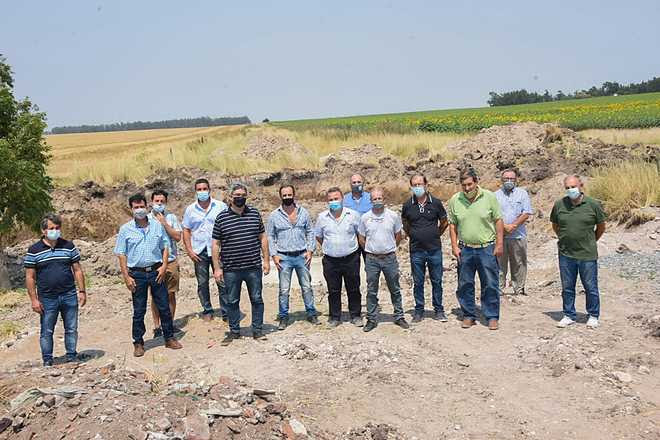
79, 290, 86, 293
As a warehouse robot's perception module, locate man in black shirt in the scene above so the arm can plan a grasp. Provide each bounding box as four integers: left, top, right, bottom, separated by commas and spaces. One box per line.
401, 174, 448, 323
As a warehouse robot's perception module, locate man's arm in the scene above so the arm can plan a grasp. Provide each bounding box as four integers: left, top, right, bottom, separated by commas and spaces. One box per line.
552, 223, 560, 237
394, 231, 402, 246
25, 268, 42, 314
506, 213, 530, 234
266, 216, 281, 270
438, 217, 448, 235
182, 228, 201, 262
211, 238, 223, 282
72, 262, 87, 307
494, 218, 504, 257
595, 223, 606, 241
449, 224, 460, 261
155, 213, 182, 242
117, 255, 135, 293
358, 234, 366, 249
260, 232, 271, 275
156, 247, 169, 284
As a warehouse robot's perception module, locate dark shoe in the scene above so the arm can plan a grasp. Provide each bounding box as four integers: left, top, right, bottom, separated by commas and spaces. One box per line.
221, 332, 241, 346
165, 338, 182, 349
363, 320, 378, 332
221, 316, 228, 323
394, 318, 410, 329
307, 315, 321, 325
43, 360, 53, 367
153, 327, 163, 338
433, 311, 448, 322
327, 319, 341, 328
461, 318, 475, 329
133, 343, 145, 357
201, 313, 213, 322
488, 319, 499, 330
252, 331, 267, 340
351, 316, 364, 327
277, 317, 288, 331
412, 312, 423, 323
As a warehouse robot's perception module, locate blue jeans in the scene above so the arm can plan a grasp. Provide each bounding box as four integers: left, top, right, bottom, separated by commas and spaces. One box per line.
131, 269, 174, 344
410, 248, 444, 313
456, 244, 500, 321
365, 254, 404, 321
223, 269, 264, 334
194, 249, 227, 317
277, 255, 316, 319
39, 291, 78, 363
559, 254, 600, 320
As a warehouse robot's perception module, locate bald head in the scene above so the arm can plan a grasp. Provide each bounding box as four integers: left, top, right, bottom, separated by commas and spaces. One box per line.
371, 187, 384, 199
563, 175, 582, 188
350, 174, 364, 195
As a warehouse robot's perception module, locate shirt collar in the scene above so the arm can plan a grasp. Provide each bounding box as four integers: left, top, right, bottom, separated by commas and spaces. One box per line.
412, 193, 433, 204
195, 199, 217, 212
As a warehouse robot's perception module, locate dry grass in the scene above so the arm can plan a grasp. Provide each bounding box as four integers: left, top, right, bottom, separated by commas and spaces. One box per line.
589, 161, 660, 223
0, 320, 22, 340
0, 289, 25, 311
582, 127, 660, 146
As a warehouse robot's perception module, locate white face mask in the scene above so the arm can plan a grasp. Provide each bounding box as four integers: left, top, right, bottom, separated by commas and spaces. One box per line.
566, 187, 581, 200
133, 208, 148, 219
152, 203, 166, 213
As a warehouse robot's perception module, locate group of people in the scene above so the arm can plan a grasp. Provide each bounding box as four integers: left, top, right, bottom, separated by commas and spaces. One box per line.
24, 169, 607, 365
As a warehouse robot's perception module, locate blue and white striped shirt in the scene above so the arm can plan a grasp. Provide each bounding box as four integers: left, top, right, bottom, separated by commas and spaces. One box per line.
24, 238, 80, 296
113, 218, 170, 268
266, 205, 315, 256
314, 208, 360, 257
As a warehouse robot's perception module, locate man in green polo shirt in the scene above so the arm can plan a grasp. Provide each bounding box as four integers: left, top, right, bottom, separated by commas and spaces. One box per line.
448, 168, 504, 330
550, 175, 606, 329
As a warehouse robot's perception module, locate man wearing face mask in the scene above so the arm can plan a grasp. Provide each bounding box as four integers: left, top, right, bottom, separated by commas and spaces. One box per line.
401, 174, 449, 323
114, 194, 182, 356
315, 187, 363, 327
343, 174, 373, 216
24, 214, 87, 366
494, 169, 533, 296
149, 190, 183, 338
267, 184, 319, 330
212, 183, 270, 343
448, 168, 504, 330
551, 175, 606, 329
182, 178, 228, 322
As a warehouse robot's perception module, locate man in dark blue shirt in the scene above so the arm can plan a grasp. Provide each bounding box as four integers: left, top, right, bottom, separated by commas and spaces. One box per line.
24, 214, 87, 366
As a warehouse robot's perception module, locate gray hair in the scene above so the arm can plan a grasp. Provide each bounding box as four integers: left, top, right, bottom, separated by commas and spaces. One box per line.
40, 213, 62, 230
501, 168, 518, 178
229, 182, 248, 195
459, 168, 479, 183
563, 174, 582, 185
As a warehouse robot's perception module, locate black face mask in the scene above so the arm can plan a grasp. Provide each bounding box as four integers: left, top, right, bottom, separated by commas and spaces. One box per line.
282, 197, 295, 206
233, 197, 247, 207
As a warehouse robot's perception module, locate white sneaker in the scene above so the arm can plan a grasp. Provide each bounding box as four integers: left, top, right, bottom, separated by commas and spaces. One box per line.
557, 316, 575, 328
586, 316, 599, 329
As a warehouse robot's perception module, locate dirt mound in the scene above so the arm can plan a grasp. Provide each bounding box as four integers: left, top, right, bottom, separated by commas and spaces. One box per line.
246, 134, 309, 161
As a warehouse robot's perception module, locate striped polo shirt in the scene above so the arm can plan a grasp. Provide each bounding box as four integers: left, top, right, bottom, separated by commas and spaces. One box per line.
212, 205, 265, 272
24, 238, 81, 296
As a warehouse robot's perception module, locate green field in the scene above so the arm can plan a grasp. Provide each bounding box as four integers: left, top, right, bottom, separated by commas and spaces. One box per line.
274, 92, 660, 134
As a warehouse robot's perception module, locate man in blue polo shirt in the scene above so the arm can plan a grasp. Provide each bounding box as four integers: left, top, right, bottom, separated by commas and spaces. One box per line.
24, 214, 87, 366
343, 174, 373, 215
114, 193, 182, 357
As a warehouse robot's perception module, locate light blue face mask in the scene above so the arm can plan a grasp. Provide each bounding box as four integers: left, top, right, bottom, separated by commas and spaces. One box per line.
566, 187, 581, 200
46, 229, 61, 241
196, 191, 210, 202
412, 186, 425, 197
503, 181, 515, 192
152, 204, 166, 213
372, 201, 385, 210
328, 200, 343, 211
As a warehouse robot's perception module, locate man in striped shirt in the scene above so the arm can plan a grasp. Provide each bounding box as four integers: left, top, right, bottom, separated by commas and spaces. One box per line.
212, 183, 271, 343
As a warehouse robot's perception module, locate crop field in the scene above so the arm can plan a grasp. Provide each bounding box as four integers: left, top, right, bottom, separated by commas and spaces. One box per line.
274, 92, 660, 134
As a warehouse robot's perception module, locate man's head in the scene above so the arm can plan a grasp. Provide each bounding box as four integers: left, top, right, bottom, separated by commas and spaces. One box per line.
194, 178, 211, 202
371, 188, 385, 210
128, 193, 148, 220
501, 169, 518, 191
279, 184, 295, 206
151, 190, 168, 213
41, 213, 62, 241
350, 174, 364, 193
459, 168, 479, 195
409, 174, 428, 197
230, 182, 248, 208
326, 186, 343, 212
563, 175, 583, 200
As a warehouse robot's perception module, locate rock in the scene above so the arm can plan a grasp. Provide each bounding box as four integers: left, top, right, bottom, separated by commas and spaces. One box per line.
154, 417, 171, 432
183, 414, 210, 440
13, 416, 25, 431
5, 340, 13, 348
457, 361, 470, 368
127, 426, 148, 440
253, 388, 276, 396
638, 365, 651, 374
289, 418, 308, 436
0, 417, 12, 434
226, 420, 242, 433
43, 395, 56, 408
202, 407, 243, 417
266, 403, 287, 415
282, 421, 296, 439
611, 371, 633, 383
146, 433, 170, 440
615, 243, 632, 254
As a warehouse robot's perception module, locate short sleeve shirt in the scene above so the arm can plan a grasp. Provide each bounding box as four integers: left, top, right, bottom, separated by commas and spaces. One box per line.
447, 188, 503, 245
182, 199, 228, 256
550, 195, 606, 261
24, 238, 80, 296
212, 205, 265, 272
343, 192, 373, 216
314, 208, 361, 257
149, 212, 182, 262
495, 187, 534, 240
358, 208, 403, 254
401, 194, 447, 252
113, 219, 170, 268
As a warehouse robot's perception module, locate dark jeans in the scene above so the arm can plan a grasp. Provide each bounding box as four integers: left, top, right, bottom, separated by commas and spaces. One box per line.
223, 269, 264, 334
365, 254, 403, 321
410, 248, 444, 313
559, 254, 600, 320
39, 291, 78, 363
277, 254, 316, 319
322, 250, 362, 320
131, 269, 174, 344
194, 249, 227, 317
456, 244, 500, 321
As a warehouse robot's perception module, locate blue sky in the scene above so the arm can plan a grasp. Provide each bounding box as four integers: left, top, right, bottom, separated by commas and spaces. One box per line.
2, 0, 659, 127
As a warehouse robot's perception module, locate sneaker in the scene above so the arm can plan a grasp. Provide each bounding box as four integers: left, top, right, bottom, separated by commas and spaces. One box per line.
221, 332, 241, 346
394, 318, 410, 329
252, 331, 267, 340
351, 316, 364, 327
461, 318, 475, 329
412, 312, 423, 323
43, 360, 53, 367
586, 316, 599, 329
557, 316, 575, 328
363, 320, 377, 332
307, 315, 321, 325
277, 317, 288, 331
433, 311, 448, 322
327, 319, 341, 328
153, 327, 163, 338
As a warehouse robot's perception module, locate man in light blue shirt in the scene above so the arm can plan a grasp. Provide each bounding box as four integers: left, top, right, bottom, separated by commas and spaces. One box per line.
114, 193, 182, 356
182, 178, 228, 321
494, 169, 534, 296
343, 174, 373, 215
267, 184, 319, 330
315, 186, 363, 327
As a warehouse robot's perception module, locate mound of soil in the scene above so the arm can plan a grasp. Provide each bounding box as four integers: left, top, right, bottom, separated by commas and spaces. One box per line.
246, 134, 308, 161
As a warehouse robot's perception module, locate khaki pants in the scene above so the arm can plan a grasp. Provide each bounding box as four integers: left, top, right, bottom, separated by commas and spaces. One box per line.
497, 238, 527, 295
165, 260, 180, 297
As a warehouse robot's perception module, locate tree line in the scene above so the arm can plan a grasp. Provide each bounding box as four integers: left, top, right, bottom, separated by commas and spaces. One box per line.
50, 116, 251, 134
487, 76, 660, 106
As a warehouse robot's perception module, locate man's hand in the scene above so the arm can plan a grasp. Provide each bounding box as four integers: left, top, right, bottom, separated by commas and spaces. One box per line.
452, 246, 461, 262
31, 298, 44, 314
213, 267, 224, 283
493, 243, 504, 257
263, 260, 271, 276
78, 291, 87, 307
124, 275, 136, 293
153, 211, 167, 225
187, 249, 202, 263
156, 265, 167, 284
304, 251, 312, 267
504, 224, 517, 234
272, 255, 282, 271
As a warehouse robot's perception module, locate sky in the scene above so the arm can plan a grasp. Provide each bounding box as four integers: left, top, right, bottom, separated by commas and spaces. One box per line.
2, 0, 659, 128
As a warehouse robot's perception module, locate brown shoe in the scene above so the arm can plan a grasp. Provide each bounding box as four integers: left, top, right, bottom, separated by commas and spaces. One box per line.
488, 319, 499, 330
133, 343, 145, 357
201, 313, 213, 322
165, 338, 182, 350
461, 318, 475, 329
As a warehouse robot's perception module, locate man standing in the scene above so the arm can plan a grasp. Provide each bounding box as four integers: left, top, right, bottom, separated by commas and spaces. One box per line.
358, 188, 410, 332
315, 187, 363, 327
343, 174, 373, 215
551, 175, 606, 329
494, 169, 533, 296
149, 190, 183, 338
212, 183, 270, 343
114, 194, 182, 356
401, 174, 449, 323
448, 168, 504, 330
267, 184, 320, 330
24, 214, 87, 366
182, 179, 228, 322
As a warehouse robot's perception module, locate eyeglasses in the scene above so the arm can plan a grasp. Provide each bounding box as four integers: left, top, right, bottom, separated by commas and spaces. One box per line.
502, 178, 516, 182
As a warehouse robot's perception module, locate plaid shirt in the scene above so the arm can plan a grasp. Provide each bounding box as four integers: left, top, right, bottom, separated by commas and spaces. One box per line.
114, 218, 170, 268
266, 205, 315, 256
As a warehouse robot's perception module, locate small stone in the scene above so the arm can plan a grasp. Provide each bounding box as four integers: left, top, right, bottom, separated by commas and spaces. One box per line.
253, 388, 276, 396
43, 395, 56, 408
288, 418, 307, 436
0, 417, 12, 434
612, 371, 632, 383
13, 416, 25, 431
638, 365, 651, 374
574, 361, 585, 370
266, 403, 287, 415
154, 417, 171, 432
203, 407, 243, 417
457, 361, 470, 368
183, 414, 210, 440
226, 420, 242, 433
5, 341, 14, 348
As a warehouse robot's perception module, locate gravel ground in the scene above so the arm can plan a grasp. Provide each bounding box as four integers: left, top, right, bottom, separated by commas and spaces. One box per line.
600, 251, 660, 291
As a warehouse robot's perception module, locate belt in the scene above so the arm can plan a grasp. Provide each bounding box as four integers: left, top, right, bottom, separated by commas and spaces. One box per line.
365, 252, 395, 258
459, 241, 494, 249
279, 250, 307, 257
129, 262, 162, 272
325, 249, 360, 259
